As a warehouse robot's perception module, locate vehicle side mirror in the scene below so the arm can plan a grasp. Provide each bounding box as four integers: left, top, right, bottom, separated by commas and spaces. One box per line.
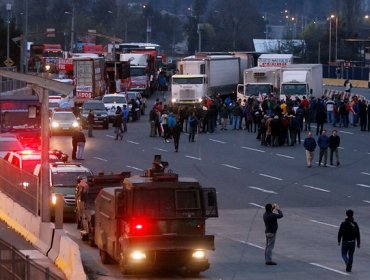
202, 188, 218, 218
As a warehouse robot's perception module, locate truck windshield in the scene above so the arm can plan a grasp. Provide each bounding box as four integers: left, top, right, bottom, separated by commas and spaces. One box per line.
172, 77, 204, 85
52, 171, 91, 187
130, 68, 146, 77
281, 84, 307, 96
246, 84, 272, 96
133, 189, 201, 217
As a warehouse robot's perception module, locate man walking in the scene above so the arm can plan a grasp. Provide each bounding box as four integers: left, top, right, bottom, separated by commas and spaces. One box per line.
338, 209, 360, 272
329, 129, 340, 166
87, 109, 94, 137
263, 203, 283, 265
303, 131, 317, 168
317, 129, 329, 167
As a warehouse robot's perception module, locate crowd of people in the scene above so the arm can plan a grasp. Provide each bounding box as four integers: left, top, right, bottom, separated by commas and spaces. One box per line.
146, 91, 370, 152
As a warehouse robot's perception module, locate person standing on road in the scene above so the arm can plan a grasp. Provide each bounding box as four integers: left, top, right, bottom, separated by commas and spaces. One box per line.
122, 104, 129, 132
87, 109, 94, 137
317, 129, 329, 167
72, 127, 86, 160
188, 111, 198, 142
338, 209, 360, 272
263, 203, 283, 265
113, 106, 123, 140
344, 79, 352, 93
329, 129, 340, 166
303, 131, 317, 168
172, 120, 182, 152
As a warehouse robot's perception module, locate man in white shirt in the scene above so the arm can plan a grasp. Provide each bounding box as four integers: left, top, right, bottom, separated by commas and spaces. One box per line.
326, 98, 336, 126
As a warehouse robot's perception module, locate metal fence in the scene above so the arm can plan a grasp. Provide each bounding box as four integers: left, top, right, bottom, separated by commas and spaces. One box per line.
0, 159, 38, 215
0, 78, 27, 93
0, 239, 63, 280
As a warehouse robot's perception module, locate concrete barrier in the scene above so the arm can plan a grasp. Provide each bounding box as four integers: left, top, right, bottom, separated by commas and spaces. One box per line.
36, 222, 55, 255
48, 228, 65, 262
55, 235, 87, 280
323, 78, 369, 88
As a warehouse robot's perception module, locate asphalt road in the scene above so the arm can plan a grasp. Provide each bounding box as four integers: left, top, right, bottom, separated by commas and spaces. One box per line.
51, 91, 370, 280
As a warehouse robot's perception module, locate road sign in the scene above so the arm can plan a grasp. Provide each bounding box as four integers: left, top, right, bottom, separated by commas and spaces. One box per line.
4, 58, 14, 67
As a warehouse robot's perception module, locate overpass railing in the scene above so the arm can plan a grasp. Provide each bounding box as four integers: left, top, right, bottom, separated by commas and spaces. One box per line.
0, 238, 63, 280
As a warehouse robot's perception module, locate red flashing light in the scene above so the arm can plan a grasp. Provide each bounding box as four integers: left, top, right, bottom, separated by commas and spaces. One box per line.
130, 219, 149, 235
135, 224, 143, 230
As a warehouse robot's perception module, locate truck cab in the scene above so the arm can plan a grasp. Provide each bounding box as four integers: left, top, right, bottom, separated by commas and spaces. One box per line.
171, 74, 206, 104
94, 155, 218, 275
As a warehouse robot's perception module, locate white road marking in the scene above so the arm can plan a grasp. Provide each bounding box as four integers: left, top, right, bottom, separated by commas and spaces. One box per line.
249, 202, 264, 208
275, 153, 294, 159
309, 220, 338, 228
127, 140, 139, 145
361, 172, 370, 176
126, 165, 144, 171
245, 242, 264, 250
363, 200, 370, 204
338, 146, 344, 150
106, 134, 114, 138
303, 184, 330, 193
259, 173, 283, 181
309, 263, 349, 276
356, 183, 370, 188
185, 155, 202, 161
339, 130, 353, 135
209, 138, 226, 144
154, 147, 168, 152
241, 146, 265, 153
93, 157, 108, 162
249, 186, 277, 194
221, 164, 241, 170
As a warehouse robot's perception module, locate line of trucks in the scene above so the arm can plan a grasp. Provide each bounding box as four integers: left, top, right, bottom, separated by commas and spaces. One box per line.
75, 155, 218, 275
171, 53, 323, 104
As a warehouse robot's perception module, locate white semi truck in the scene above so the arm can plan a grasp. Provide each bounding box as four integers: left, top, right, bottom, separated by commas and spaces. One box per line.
171, 55, 240, 104
237, 66, 281, 100
280, 64, 323, 101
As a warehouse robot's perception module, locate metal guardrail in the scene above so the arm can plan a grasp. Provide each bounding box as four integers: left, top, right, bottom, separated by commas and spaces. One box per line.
0, 159, 38, 215
0, 238, 63, 280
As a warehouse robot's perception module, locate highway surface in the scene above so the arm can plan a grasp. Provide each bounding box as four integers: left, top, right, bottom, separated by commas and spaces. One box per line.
50, 90, 370, 280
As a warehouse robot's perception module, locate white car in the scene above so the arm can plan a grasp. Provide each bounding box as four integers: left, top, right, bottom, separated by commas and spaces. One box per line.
102, 93, 128, 121
0, 134, 24, 158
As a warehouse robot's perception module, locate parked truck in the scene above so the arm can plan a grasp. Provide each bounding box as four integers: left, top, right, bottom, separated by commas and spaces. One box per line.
73, 56, 106, 104
280, 64, 323, 101
257, 53, 293, 68
171, 55, 240, 104
92, 155, 218, 275
237, 66, 281, 100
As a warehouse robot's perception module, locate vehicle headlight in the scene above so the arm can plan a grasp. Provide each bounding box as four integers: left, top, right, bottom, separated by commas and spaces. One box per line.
72, 121, 79, 128
198, 98, 203, 102
51, 121, 59, 128
192, 250, 206, 259
172, 98, 177, 103
51, 193, 57, 205
101, 114, 108, 117
130, 250, 146, 261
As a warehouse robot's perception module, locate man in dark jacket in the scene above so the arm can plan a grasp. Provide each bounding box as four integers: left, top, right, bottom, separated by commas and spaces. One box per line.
263, 203, 283, 265
317, 129, 329, 166
338, 209, 360, 272
329, 129, 340, 166
72, 127, 86, 160
303, 131, 316, 168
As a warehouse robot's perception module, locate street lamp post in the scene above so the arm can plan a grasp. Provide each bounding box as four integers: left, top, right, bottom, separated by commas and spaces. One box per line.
6, 3, 11, 62
64, 4, 75, 53
328, 16, 332, 76
334, 16, 338, 62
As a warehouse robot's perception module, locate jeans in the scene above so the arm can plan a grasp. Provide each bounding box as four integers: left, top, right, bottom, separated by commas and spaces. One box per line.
319, 148, 328, 165
330, 148, 340, 165
232, 116, 241, 130
341, 241, 356, 266
77, 142, 85, 159
265, 232, 276, 262
327, 111, 334, 125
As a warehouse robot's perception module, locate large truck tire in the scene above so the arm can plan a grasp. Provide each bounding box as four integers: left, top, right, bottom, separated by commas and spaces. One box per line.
100, 249, 112, 264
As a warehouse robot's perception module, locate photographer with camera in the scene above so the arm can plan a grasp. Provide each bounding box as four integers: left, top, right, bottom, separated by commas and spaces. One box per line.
263, 203, 283, 265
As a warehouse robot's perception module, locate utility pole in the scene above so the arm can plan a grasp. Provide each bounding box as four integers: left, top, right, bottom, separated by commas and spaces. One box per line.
6, 4, 11, 62
70, 3, 75, 53
22, 0, 28, 73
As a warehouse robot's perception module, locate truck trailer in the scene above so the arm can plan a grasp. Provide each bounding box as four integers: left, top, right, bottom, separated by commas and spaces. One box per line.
171, 55, 240, 104
280, 64, 323, 101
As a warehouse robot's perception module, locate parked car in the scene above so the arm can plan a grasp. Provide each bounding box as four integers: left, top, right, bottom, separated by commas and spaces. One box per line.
33, 162, 93, 221
0, 134, 24, 158
102, 93, 128, 122
126, 91, 145, 121
4, 150, 61, 173
80, 100, 109, 129
50, 110, 79, 135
